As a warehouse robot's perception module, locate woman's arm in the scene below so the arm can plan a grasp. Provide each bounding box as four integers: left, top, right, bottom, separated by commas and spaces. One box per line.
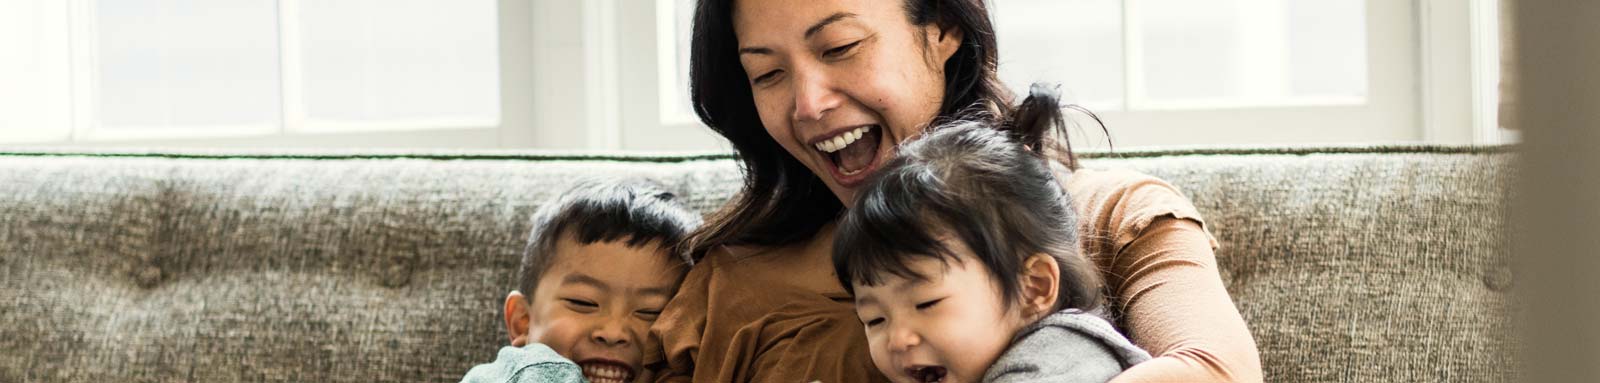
1065, 168, 1262, 382
1106, 217, 1261, 382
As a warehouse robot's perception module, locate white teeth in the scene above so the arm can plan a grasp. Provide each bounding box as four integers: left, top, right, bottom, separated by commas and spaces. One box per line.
581, 363, 632, 383
813, 125, 875, 153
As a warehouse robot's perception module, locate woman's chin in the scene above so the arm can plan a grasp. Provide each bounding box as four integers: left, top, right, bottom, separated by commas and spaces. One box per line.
830, 187, 857, 209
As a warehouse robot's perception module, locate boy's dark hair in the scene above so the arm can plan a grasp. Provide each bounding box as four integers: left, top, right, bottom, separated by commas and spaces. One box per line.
833, 84, 1103, 313
518, 178, 702, 297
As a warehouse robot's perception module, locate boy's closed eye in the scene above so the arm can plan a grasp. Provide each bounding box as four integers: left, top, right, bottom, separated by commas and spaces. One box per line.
635, 308, 663, 320
561, 298, 599, 312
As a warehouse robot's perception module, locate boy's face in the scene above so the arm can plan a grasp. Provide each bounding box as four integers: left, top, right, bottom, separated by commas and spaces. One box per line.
505, 237, 685, 383
852, 243, 1029, 383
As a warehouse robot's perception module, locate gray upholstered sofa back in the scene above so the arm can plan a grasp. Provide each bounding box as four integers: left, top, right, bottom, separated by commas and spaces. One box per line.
0, 147, 1514, 382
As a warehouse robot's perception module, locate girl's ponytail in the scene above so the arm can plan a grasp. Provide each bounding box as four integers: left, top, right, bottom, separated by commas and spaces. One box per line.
1005, 82, 1104, 170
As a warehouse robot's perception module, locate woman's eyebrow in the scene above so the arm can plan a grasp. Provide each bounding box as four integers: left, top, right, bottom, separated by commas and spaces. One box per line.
738, 12, 858, 56
804, 12, 857, 39
738, 47, 772, 55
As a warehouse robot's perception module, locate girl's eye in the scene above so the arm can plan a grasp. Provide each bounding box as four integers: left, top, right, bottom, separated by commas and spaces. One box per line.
752, 70, 782, 85
636, 309, 663, 318
823, 41, 861, 58
915, 298, 944, 310
864, 317, 885, 327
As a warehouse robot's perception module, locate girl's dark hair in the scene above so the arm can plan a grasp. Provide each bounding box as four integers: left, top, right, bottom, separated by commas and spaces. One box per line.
831, 86, 1103, 313
680, 0, 1098, 259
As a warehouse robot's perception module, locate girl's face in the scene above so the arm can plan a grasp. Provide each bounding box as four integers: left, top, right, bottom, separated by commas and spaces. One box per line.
851, 241, 1031, 383
732, 0, 962, 205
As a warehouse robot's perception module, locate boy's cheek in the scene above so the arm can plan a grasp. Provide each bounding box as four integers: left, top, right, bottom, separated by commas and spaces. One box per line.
633, 368, 656, 383
524, 314, 580, 352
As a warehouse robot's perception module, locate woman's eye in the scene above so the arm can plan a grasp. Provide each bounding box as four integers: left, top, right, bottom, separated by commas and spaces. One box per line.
823, 41, 860, 58
751, 70, 782, 85
915, 298, 944, 310
864, 317, 885, 327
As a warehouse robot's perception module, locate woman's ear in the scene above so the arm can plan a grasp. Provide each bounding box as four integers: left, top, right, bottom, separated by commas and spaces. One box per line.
922, 22, 965, 69
1018, 254, 1061, 320
504, 291, 533, 347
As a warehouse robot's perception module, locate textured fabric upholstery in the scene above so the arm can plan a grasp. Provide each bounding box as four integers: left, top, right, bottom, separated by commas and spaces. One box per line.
0, 147, 1514, 382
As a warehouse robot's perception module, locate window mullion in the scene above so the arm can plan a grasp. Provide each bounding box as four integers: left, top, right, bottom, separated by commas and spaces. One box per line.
67, 0, 98, 142
1119, 0, 1140, 111
277, 0, 303, 136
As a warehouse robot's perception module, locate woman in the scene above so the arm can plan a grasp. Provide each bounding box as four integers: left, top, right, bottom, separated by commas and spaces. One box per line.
649, 0, 1263, 381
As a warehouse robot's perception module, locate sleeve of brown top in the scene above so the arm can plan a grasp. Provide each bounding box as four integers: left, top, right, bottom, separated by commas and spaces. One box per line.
1068, 169, 1264, 383
648, 254, 713, 383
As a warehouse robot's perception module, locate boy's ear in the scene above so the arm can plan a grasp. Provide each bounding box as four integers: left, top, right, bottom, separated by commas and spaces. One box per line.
1019, 254, 1061, 320
504, 291, 532, 347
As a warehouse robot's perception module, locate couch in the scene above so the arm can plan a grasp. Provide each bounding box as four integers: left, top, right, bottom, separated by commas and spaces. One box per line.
0, 146, 1515, 382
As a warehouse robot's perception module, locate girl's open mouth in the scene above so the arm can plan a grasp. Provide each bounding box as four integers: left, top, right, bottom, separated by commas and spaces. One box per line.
813, 124, 885, 186
906, 365, 948, 383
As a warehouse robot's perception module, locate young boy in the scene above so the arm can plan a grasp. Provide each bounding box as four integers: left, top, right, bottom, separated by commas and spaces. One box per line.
833, 96, 1150, 383
461, 179, 702, 383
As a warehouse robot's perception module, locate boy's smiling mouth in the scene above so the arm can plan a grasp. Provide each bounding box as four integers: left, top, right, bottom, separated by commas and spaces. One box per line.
577, 359, 634, 383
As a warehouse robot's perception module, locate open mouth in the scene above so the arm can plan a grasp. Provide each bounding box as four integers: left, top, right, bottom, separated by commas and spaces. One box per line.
813, 124, 885, 182
578, 361, 635, 383
906, 365, 948, 383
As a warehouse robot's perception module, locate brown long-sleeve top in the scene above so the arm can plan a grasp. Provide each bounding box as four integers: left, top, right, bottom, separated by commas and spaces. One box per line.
649, 168, 1263, 382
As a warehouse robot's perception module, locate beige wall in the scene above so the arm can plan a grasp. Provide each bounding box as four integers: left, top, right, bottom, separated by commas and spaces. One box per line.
1511, 0, 1600, 380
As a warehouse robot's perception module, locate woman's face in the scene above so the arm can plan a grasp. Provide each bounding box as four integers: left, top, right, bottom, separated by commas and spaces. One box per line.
733, 0, 962, 205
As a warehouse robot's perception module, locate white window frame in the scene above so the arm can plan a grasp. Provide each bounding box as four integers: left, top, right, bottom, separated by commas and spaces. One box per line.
529, 0, 725, 152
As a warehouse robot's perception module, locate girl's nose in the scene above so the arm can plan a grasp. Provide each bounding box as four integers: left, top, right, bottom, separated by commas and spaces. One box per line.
888, 324, 921, 352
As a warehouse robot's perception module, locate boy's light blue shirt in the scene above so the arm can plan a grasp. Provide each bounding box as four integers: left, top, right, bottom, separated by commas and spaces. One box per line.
460, 343, 587, 383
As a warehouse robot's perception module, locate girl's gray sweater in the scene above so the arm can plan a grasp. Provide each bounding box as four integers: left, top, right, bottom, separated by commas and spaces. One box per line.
981, 309, 1152, 383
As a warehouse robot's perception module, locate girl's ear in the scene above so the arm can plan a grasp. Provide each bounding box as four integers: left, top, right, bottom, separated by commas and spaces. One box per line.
1019, 254, 1061, 321
504, 291, 532, 347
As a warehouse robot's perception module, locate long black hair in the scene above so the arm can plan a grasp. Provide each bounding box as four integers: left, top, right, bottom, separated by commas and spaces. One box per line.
832, 85, 1103, 313
680, 0, 1097, 260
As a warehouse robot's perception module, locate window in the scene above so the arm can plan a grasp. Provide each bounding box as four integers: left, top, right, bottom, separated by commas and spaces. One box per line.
0, 0, 525, 148
639, 0, 1507, 149
2, 0, 1507, 150
986, 0, 1391, 147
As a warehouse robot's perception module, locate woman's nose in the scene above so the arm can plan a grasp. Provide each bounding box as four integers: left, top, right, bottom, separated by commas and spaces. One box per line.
790, 66, 841, 123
